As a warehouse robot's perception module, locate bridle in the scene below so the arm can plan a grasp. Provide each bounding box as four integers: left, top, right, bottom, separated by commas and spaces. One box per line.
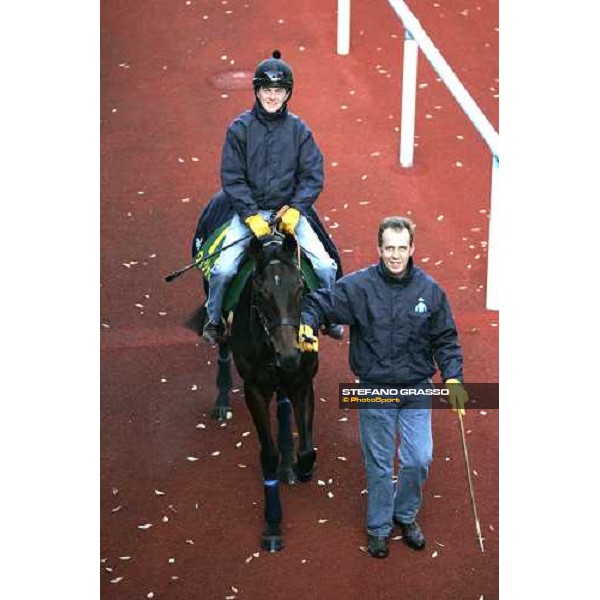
250, 249, 302, 357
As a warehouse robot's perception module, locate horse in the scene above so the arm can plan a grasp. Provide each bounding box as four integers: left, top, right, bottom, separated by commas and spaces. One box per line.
210, 232, 318, 551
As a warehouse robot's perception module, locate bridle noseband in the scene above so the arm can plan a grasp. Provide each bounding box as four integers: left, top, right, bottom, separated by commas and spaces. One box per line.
250, 255, 302, 356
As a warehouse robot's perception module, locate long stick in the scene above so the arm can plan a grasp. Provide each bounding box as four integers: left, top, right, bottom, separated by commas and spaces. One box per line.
164, 206, 291, 283
458, 411, 485, 553
164, 233, 253, 282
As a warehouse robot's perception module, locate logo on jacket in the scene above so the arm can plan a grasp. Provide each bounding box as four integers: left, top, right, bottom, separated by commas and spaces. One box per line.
414, 298, 428, 314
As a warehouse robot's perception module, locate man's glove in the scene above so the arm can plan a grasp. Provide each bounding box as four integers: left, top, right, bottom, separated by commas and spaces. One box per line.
298, 324, 318, 352
279, 207, 301, 235
445, 378, 468, 416
245, 214, 271, 239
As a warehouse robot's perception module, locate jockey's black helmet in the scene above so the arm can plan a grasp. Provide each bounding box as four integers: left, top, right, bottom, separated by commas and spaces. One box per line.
253, 50, 293, 98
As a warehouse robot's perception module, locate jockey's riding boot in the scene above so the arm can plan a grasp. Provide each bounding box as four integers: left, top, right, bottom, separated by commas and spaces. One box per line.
202, 320, 223, 345
324, 323, 344, 340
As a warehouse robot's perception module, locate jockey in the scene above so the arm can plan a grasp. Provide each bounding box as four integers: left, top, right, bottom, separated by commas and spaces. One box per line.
202, 50, 344, 344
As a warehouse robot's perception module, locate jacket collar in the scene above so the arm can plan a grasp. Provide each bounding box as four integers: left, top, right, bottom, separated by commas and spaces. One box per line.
376, 257, 415, 285
252, 99, 288, 123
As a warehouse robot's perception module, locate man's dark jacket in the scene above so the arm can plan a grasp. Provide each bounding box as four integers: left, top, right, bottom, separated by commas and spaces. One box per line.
301, 259, 463, 384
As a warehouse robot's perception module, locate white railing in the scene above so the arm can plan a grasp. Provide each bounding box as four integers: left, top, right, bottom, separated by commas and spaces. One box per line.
336, 0, 499, 311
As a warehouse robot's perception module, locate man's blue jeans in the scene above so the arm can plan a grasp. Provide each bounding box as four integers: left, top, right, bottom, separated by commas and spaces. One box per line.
206, 210, 337, 323
358, 396, 433, 538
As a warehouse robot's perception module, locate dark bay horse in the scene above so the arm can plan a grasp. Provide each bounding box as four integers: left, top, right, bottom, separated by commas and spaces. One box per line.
219, 232, 318, 551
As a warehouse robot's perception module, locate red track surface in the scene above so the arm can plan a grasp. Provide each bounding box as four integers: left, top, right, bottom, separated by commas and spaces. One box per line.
101, 0, 498, 598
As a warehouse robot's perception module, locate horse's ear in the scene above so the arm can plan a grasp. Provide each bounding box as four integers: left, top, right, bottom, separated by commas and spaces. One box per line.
282, 233, 297, 257
249, 235, 263, 260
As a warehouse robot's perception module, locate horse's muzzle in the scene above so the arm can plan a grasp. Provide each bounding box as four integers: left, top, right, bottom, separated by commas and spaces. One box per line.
278, 351, 301, 373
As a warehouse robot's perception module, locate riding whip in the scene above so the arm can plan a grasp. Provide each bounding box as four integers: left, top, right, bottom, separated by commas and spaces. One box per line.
458, 411, 485, 553
164, 205, 290, 283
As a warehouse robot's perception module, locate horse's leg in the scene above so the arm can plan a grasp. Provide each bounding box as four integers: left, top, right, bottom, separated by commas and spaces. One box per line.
245, 383, 284, 552
210, 342, 233, 420
276, 388, 297, 485
291, 381, 317, 482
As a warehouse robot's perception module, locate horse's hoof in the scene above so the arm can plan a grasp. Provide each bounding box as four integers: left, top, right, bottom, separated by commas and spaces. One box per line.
261, 534, 284, 552
277, 467, 298, 485
293, 461, 317, 483
210, 406, 233, 421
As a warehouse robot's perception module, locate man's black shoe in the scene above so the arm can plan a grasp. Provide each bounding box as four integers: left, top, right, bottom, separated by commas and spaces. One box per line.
367, 534, 389, 559
324, 323, 344, 339
202, 320, 222, 345
394, 518, 426, 550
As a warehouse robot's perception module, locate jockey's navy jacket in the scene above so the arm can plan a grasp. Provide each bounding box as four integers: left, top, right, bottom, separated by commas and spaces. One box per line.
301, 259, 463, 384
220, 100, 324, 221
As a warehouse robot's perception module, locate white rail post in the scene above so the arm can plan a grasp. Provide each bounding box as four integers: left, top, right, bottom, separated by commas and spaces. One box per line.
337, 0, 351, 55
399, 30, 419, 168
486, 154, 499, 311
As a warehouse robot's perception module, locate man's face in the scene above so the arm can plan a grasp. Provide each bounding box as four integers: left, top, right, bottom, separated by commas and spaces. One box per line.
257, 86, 289, 113
378, 228, 415, 276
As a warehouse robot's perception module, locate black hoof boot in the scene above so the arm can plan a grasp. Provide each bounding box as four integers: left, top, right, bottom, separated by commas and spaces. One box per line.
261, 523, 283, 552
210, 406, 233, 421
293, 460, 317, 482
277, 466, 298, 485
261, 533, 284, 552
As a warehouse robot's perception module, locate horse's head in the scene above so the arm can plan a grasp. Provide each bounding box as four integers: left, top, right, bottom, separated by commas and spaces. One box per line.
249, 233, 303, 372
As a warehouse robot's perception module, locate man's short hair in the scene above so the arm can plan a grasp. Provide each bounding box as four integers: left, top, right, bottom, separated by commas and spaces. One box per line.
378, 216, 416, 247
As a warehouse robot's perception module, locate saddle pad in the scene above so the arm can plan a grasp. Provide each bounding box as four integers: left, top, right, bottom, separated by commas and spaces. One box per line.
195, 220, 321, 312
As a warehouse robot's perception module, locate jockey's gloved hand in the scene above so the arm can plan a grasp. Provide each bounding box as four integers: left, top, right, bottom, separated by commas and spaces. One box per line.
245, 214, 271, 238
298, 324, 318, 352
279, 207, 301, 235
445, 378, 468, 416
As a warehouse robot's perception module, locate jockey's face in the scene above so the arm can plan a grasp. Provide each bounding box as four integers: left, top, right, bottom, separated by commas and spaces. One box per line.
257, 86, 289, 113
378, 228, 414, 277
